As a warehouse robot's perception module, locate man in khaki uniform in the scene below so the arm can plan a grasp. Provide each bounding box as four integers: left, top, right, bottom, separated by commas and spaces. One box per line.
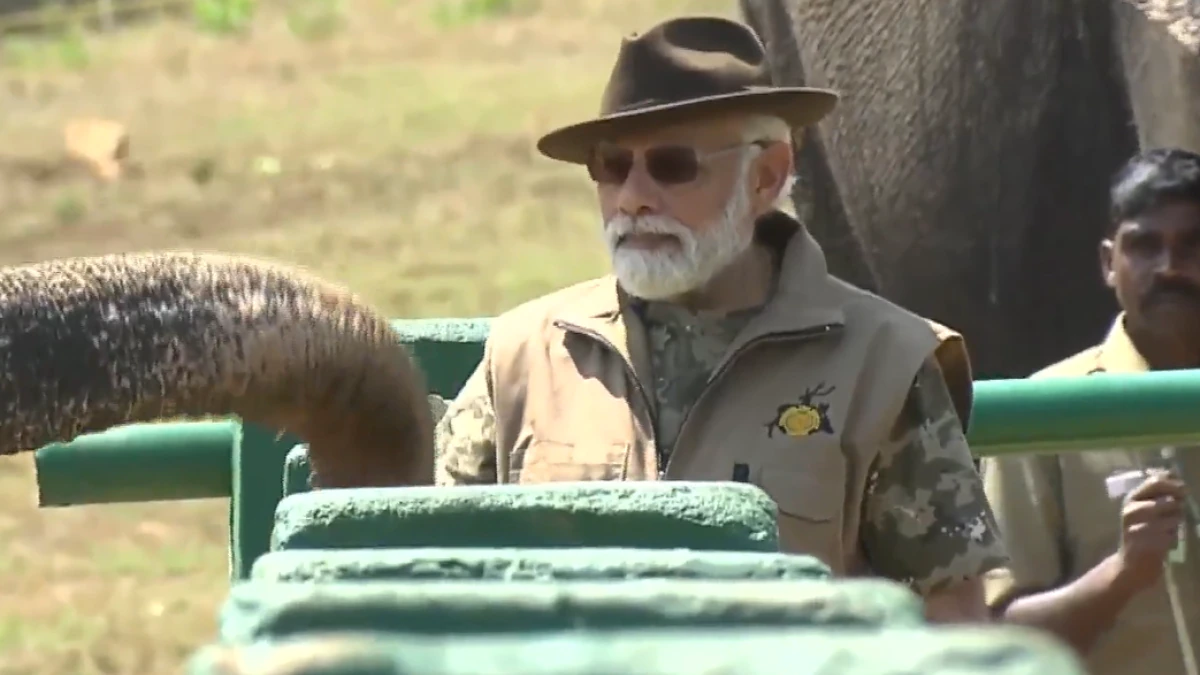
435, 15, 1007, 622
983, 148, 1200, 673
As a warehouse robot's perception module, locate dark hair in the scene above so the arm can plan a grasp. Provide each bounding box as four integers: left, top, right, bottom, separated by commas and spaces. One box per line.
1109, 148, 1200, 235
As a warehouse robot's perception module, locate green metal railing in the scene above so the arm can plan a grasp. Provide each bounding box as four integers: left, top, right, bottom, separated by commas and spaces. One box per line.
30, 317, 1200, 579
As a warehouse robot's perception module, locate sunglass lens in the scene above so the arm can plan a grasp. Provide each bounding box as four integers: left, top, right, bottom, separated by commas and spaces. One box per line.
588, 146, 633, 185
645, 146, 701, 185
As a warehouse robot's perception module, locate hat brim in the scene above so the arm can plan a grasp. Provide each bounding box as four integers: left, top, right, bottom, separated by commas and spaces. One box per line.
535, 87, 839, 165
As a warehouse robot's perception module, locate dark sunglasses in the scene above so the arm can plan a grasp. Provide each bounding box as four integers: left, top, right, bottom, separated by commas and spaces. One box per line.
587, 140, 767, 186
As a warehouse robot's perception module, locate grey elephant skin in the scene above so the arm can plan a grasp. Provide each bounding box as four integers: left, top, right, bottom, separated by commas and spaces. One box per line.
741, 0, 1200, 378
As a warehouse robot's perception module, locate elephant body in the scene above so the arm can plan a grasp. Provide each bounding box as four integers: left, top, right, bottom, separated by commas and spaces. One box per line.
742, 0, 1200, 378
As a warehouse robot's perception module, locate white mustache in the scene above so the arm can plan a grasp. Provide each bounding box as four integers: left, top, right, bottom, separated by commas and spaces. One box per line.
605, 215, 692, 248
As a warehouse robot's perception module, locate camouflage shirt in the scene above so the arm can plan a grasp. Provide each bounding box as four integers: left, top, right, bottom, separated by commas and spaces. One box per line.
433, 364, 499, 486
861, 357, 1008, 595
638, 300, 758, 470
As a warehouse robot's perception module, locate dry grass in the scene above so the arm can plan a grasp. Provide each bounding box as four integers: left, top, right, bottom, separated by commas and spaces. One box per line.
0, 0, 733, 672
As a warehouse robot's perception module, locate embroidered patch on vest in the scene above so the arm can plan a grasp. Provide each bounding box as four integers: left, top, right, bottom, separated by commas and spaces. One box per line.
764, 383, 836, 438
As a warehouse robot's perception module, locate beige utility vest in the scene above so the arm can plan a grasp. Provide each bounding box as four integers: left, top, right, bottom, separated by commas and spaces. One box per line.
483, 224, 972, 575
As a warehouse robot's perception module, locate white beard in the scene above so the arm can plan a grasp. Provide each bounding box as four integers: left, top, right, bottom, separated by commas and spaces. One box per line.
603, 158, 755, 301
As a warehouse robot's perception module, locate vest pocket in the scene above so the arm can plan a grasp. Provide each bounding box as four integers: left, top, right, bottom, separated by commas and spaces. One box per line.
757, 463, 846, 571
510, 440, 630, 484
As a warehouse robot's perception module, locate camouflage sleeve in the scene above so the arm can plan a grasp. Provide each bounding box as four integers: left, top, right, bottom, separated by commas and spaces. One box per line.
433, 362, 498, 486
860, 356, 1010, 596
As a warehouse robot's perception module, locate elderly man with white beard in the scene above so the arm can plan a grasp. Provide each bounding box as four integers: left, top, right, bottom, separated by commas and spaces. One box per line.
433, 15, 1007, 623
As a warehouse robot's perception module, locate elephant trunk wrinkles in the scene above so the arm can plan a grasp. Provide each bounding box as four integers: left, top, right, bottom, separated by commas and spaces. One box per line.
0, 252, 434, 489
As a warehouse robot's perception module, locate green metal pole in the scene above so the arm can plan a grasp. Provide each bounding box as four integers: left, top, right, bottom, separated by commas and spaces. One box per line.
970, 370, 1200, 457
35, 420, 236, 506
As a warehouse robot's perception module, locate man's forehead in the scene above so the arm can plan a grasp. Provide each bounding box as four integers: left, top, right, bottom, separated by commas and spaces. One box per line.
606, 114, 744, 149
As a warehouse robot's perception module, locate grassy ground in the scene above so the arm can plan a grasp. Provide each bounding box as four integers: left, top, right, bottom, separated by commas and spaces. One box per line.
0, 0, 732, 672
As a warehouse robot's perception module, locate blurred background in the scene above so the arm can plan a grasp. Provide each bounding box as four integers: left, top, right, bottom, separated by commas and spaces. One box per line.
0, 0, 728, 671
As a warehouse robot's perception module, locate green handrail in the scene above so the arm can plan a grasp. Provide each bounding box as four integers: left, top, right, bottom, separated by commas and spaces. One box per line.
36, 421, 236, 506
35, 369, 1200, 508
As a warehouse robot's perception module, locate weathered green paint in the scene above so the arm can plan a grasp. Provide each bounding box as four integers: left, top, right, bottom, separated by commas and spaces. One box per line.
190, 626, 1087, 675
249, 548, 832, 582
189, 627, 1087, 675
271, 482, 779, 553
218, 578, 923, 643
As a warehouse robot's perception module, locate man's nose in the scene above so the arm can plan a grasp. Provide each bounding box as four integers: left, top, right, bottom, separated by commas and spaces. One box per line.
1155, 244, 1193, 276
615, 163, 661, 217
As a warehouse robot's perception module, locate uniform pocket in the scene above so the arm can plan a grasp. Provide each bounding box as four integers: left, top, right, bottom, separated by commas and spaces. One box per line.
756, 453, 846, 570
509, 439, 629, 484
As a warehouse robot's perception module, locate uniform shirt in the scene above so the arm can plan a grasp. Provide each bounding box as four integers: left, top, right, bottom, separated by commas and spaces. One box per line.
983, 313, 1200, 674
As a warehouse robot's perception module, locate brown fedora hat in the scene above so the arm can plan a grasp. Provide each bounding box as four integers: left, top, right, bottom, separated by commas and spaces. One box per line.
536, 15, 839, 165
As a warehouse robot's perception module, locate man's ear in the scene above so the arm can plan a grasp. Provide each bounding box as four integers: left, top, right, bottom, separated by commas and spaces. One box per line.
753, 141, 793, 212
1099, 238, 1116, 289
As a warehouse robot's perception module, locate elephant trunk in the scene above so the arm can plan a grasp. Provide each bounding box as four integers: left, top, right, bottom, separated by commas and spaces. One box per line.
0, 251, 434, 489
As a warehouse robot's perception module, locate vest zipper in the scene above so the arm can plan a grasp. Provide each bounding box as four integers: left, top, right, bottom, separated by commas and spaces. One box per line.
556, 319, 842, 480
663, 322, 843, 479
552, 320, 659, 472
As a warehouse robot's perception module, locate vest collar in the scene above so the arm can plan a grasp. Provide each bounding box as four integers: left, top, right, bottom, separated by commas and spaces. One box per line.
754, 210, 847, 334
